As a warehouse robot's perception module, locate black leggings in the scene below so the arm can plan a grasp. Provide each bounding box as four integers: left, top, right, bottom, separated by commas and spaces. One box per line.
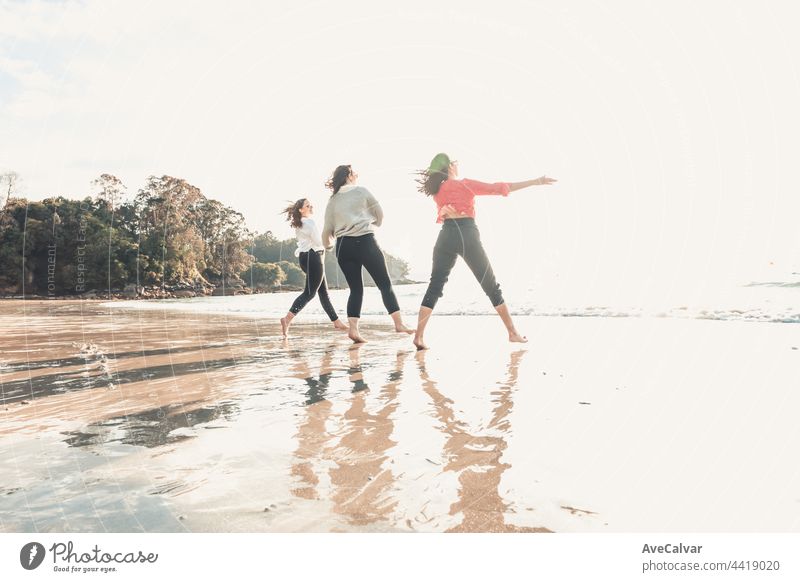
289, 250, 339, 321
335, 233, 400, 318
421, 218, 504, 310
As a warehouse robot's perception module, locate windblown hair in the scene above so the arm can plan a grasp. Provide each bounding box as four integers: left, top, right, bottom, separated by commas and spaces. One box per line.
281, 198, 306, 229
325, 165, 353, 195
415, 153, 451, 196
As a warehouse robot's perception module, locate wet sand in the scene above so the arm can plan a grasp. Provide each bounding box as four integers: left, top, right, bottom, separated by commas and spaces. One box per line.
1, 300, 799, 532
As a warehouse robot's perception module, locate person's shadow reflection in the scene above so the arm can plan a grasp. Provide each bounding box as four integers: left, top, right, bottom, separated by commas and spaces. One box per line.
416, 349, 551, 532
327, 345, 407, 527
289, 344, 407, 527
289, 343, 336, 500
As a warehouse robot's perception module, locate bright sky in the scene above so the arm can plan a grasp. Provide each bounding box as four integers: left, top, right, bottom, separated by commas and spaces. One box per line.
2, 0, 799, 292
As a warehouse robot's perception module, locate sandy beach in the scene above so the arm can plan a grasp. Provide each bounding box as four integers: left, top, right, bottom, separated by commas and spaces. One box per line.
1, 299, 798, 533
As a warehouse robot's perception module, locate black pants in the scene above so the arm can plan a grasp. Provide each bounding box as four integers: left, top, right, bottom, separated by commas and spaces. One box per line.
289, 250, 339, 321
421, 218, 504, 310
335, 233, 400, 318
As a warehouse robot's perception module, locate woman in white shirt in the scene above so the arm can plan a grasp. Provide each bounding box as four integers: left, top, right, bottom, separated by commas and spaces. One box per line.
280, 198, 348, 337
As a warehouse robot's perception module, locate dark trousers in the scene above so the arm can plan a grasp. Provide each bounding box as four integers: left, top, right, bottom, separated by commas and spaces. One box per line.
335, 233, 400, 318
421, 218, 504, 310
289, 250, 339, 321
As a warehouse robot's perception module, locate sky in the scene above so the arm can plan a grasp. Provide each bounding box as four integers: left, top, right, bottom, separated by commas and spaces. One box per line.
2, 0, 799, 294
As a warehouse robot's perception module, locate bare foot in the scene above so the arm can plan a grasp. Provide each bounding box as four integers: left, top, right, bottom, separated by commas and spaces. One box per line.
280, 316, 290, 337
349, 331, 367, 344
412, 335, 428, 351
395, 324, 415, 335
509, 331, 528, 343
333, 319, 349, 332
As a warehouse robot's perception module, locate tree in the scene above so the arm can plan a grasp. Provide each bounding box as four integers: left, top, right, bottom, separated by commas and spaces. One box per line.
133, 175, 206, 286
251, 231, 296, 263
245, 262, 285, 289
197, 199, 252, 287
384, 251, 411, 282
277, 260, 305, 286
0, 171, 18, 211
0, 200, 24, 293
91, 174, 130, 293
91, 174, 126, 211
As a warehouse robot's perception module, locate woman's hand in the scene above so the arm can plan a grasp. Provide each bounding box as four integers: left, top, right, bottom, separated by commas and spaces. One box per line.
439, 204, 469, 220
534, 175, 557, 186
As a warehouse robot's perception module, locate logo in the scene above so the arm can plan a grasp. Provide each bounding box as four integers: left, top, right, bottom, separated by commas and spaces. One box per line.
20, 542, 46, 570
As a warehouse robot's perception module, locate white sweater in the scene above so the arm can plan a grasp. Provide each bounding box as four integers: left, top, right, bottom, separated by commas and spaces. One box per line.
321, 184, 384, 249
294, 217, 325, 256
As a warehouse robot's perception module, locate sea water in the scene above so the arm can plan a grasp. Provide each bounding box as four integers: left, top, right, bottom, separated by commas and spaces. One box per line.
105, 269, 798, 325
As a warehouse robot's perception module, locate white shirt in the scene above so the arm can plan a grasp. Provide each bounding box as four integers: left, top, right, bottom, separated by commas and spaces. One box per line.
294, 217, 325, 256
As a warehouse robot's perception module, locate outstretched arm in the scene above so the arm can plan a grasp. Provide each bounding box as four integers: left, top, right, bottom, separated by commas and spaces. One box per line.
508, 176, 557, 192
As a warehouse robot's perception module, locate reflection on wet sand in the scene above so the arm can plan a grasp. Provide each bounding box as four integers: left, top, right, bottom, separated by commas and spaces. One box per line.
63, 399, 240, 449
289, 344, 335, 500
416, 350, 551, 533
0, 351, 269, 405
287, 345, 549, 531
289, 345, 406, 527
327, 346, 405, 526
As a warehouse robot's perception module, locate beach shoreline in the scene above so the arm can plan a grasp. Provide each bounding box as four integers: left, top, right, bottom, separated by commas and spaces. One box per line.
0, 278, 425, 302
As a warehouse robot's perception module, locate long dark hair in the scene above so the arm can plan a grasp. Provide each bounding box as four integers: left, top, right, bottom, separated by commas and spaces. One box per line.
415, 153, 451, 196
281, 198, 306, 229
325, 164, 352, 195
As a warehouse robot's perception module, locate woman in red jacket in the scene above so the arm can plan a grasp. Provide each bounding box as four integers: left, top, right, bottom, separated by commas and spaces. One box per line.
413, 153, 556, 350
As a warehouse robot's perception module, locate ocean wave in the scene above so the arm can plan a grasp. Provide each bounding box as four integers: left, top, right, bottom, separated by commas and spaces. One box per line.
103, 299, 799, 324
745, 281, 800, 288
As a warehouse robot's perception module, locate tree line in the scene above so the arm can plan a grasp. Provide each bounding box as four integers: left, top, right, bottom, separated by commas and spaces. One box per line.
0, 174, 411, 298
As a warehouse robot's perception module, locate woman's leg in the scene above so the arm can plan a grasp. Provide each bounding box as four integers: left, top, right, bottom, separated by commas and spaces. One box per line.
494, 303, 527, 343
336, 237, 367, 343
462, 229, 527, 343
361, 236, 412, 333
414, 234, 458, 350
318, 275, 346, 330
282, 252, 312, 336
304, 251, 347, 330
316, 270, 347, 331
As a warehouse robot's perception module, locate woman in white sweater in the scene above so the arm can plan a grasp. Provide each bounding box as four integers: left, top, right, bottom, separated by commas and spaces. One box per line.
280, 198, 348, 337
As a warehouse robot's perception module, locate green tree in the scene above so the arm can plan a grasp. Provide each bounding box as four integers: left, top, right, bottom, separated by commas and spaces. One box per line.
0, 196, 26, 293
197, 199, 252, 287
245, 262, 285, 289
251, 231, 296, 263
277, 260, 304, 286
133, 175, 206, 286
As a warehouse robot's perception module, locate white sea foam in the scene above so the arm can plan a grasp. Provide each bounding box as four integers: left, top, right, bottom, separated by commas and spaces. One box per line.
104, 279, 799, 324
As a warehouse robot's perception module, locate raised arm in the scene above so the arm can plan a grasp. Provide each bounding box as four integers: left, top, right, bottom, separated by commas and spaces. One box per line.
364, 188, 384, 227
508, 176, 557, 192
